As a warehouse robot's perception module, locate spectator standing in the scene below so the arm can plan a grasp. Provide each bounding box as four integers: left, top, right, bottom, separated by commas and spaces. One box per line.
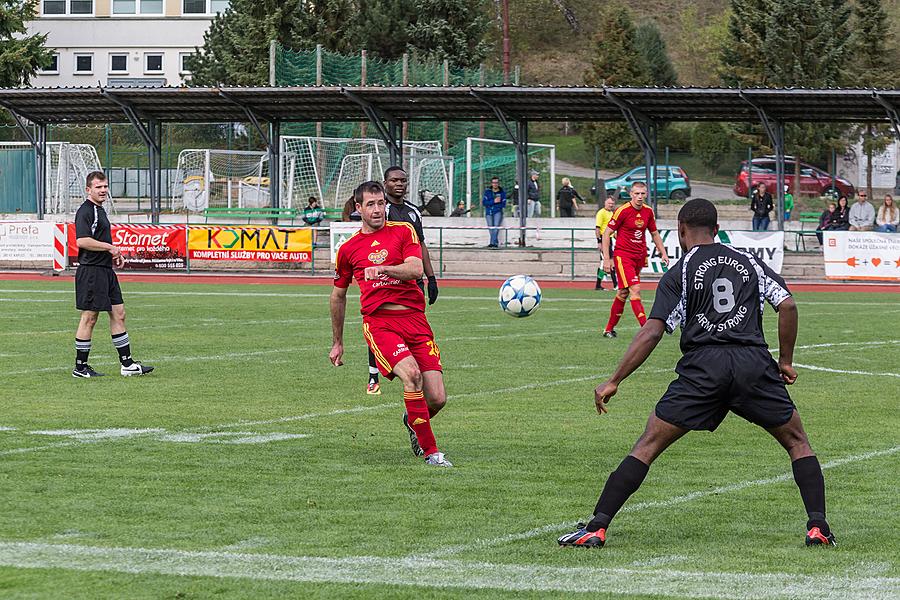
849, 191, 875, 231
815, 201, 836, 245
557, 177, 584, 218
482, 176, 506, 248
302, 196, 325, 226
594, 197, 618, 290
875, 195, 898, 232
526, 170, 542, 217
750, 183, 773, 231
783, 185, 794, 221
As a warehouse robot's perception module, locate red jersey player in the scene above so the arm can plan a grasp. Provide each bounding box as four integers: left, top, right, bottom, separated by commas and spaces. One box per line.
330, 181, 451, 467
600, 182, 670, 338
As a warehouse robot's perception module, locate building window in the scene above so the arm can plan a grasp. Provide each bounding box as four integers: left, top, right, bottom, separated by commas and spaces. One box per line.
43, 0, 66, 13
112, 0, 135, 13
74, 53, 93, 74
115, 0, 162, 13
179, 52, 193, 75
145, 53, 163, 73
183, 0, 228, 13
110, 53, 129, 73
42, 0, 93, 14
141, 0, 163, 12
41, 53, 60, 74
70, 0, 92, 13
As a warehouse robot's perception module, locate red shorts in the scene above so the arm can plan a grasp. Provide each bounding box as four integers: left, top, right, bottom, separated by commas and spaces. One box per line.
613, 253, 647, 289
362, 308, 443, 380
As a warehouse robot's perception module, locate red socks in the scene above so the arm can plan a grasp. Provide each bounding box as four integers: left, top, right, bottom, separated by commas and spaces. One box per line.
605, 296, 626, 333
630, 298, 647, 326
404, 391, 438, 456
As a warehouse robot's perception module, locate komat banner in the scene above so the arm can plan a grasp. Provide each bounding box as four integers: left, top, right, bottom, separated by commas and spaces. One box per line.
823, 231, 900, 281
644, 230, 785, 274
0, 221, 55, 261
188, 225, 312, 262
67, 224, 187, 269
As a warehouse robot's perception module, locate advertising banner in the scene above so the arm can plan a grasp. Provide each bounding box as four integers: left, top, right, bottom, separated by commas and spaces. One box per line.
644, 230, 785, 274
67, 224, 187, 270
188, 225, 312, 262
330, 221, 362, 263
0, 221, 55, 261
823, 231, 900, 281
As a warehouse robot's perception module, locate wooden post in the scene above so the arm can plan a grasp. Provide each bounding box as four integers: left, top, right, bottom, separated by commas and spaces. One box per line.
443, 59, 450, 153
360, 50, 368, 138
402, 53, 409, 145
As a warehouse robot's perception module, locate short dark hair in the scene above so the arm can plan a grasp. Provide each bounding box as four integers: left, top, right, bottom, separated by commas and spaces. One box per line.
384, 165, 406, 180
86, 170, 107, 187
491, 176, 500, 182
677, 198, 717, 233
354, 180, 386, 205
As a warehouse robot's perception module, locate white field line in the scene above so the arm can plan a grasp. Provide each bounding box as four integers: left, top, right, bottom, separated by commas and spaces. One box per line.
419, 445, 900, 559
795, 364, 900, 378
0, 542, 896, 600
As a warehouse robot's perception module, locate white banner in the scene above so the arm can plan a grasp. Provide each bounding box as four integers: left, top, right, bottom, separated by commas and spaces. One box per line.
330, 221, 362, 263
823, 231, 900, 281
644, 230, 785, 274
0, 221, 55, 261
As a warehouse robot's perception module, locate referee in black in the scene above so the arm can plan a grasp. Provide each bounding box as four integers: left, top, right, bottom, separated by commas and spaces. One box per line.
559, 198, 834, 548
72, 171, 153, 378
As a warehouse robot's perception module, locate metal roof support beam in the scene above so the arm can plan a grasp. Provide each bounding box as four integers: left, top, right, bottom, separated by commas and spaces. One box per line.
469, 90, 519, 144
873, 93, 900, 141
100, 89, 159, 154
606, 90, 659, 213
342, 89, 403, 166
269, 120, 281, 209
741, 92, 785, 231
217, 91, 273, 148
0, 101, 47, 218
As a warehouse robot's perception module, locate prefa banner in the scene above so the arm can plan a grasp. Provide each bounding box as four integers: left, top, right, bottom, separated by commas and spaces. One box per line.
188, 225, 312, 262
330, 221, 362, 263
0, 221, 55, 261
67, 224, 187, 270
823, 231, 900, 281
644, 230, 785, 274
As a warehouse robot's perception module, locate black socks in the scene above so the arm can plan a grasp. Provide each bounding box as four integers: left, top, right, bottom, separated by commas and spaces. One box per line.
792, 455, 829, 533
587, 455, 650, 532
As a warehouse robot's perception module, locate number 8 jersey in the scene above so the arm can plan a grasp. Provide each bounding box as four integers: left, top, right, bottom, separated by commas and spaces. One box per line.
649, 243, 791, 352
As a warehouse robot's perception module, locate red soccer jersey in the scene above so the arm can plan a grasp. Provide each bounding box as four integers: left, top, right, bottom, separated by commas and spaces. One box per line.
334, 221, 425, 315
606, 202, 657, 257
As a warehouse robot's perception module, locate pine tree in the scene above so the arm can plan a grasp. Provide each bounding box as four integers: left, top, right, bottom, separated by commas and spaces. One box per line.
720, 0, 768, 86
406, 0, 492, 68
635, 21, 677, 87
0, 0, 53, 87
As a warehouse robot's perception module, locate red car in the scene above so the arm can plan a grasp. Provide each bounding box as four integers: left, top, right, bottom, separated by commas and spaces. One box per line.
734, 157, 855, 199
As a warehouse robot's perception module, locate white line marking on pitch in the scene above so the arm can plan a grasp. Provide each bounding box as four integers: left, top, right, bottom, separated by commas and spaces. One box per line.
0, 542, 896, 600
794, 364, 900, 378
418, 445, 900, 558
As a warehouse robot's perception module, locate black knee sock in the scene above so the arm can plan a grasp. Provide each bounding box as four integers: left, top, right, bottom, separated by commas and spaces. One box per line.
111, 332, 134, 367
368, 349, 379, 383
75, 338, 91, 370
791, 455, 828, 533
587, 455, 650, 531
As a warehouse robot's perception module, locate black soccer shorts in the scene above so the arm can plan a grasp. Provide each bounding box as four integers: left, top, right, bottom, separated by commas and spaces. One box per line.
75, 265, 123, 312
655, 345, 796, 431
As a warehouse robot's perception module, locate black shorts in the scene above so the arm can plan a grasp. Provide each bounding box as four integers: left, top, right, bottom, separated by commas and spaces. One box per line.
656, 345, 795, 431
75, 265, 123, 312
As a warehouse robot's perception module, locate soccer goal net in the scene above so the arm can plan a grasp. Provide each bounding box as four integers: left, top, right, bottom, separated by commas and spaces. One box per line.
279, 136, 453, 213
172, 149, 270, 212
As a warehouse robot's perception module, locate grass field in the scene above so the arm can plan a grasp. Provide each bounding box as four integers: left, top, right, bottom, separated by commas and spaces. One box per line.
0, 277, 898, 599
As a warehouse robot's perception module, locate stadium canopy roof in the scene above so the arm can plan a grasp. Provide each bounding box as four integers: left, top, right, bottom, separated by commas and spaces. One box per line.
1, 85, 900, 124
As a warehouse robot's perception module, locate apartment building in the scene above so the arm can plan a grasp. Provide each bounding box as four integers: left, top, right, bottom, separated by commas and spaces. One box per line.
27, 0, 228, 87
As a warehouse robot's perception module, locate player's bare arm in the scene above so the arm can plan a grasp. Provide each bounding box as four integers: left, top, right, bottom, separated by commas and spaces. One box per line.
601, 227, 614, 272
776, 296, 799, 384
650, 230, 670, 266
76, 237, 124, 268
595, 319, 666, 414
365, 256, 424, 282
329, 285, 348, 366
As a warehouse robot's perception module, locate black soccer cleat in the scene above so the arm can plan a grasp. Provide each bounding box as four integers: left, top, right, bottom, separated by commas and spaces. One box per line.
120, 362, 154, 376
603, 330, 617, 338
558, 525, 606, 548
402, 413, 425, 457
805, 527, 836, 547
73, 365, 105, 378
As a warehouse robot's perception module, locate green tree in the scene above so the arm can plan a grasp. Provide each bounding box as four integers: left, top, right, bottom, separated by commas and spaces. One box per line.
359, 0, 417, 60
406, 0, 492, 68
674, 5, 729, 87
720, 0, 768, 87
0, 0, 53, 87
635, 21, 677, 87
691, 122, 730, 174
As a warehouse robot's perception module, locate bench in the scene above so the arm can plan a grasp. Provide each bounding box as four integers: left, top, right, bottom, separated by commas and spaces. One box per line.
795, 211, 821, 251
202, 207, 300, 224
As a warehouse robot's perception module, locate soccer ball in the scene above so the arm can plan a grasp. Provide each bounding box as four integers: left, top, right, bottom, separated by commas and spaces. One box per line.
499, 275, 542, 318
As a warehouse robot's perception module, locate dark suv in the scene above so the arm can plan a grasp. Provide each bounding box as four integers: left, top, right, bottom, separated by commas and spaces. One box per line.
734, 157, 854, 199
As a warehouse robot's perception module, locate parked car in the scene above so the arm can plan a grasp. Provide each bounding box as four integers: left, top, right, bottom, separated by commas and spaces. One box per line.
734, 156, 854, 199
605, 166, 691, 201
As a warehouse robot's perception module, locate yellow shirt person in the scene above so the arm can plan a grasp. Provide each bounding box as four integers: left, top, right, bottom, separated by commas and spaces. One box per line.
595, 198, 617, 290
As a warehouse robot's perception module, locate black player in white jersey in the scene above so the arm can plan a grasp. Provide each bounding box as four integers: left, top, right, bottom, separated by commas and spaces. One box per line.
559, 198, 835, 549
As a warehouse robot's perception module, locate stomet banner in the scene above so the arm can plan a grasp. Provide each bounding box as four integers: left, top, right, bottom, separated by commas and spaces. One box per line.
67, 224, 187, 269
330, 221, 362, 263
188, 226, 312, 262
644, 230, 785, 274
0, 221, 55, 261
823, 231, 900, 281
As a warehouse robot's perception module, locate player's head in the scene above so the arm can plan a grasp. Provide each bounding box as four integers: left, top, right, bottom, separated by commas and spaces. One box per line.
676, 198, 718, 251
354, 180, 387, 230
628, 181, 647, 208
383, 166, 408, 202
85, 171, 109, 205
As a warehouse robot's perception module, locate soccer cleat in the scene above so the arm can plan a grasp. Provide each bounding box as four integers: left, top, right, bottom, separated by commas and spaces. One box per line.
120, 362, 154, 376
805, 527, 836, 547
366, 382, 381, 395
558, 526, 606, 548
424, 452, 453, 467
603, 330, 617, 338
72, 365, 105, 378
402, 413, 424, 457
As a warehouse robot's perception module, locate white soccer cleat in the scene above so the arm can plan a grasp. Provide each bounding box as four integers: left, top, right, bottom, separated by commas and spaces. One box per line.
424, 452, 453, 467
120, 362, 154, 376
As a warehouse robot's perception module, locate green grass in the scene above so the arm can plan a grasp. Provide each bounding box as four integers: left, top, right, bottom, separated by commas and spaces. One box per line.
0, 279, 898, 598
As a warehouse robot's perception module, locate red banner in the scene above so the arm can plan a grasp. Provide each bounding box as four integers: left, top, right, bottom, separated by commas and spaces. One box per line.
67, 224, 187, 270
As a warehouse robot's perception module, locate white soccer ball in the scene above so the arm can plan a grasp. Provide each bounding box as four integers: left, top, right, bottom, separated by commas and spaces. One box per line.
499, 275, 542, 318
